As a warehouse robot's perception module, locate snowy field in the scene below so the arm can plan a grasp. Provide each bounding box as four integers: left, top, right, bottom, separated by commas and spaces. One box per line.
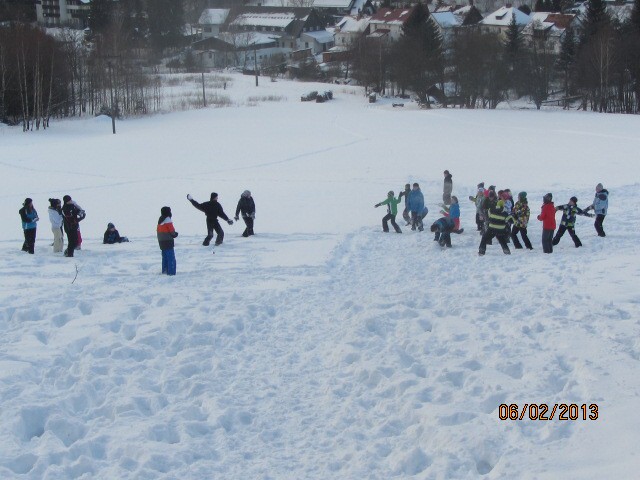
1, 73, 640, 479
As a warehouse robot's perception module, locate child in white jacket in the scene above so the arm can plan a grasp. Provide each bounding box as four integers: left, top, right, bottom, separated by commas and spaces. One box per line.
48, 198, 64, 253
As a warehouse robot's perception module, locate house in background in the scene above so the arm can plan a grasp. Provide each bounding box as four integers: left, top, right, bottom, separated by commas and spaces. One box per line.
479, 6, 531, 38
225, 7, 328, 54
368, 6, 416, 42
522, 12, 576, 54
198, 8, 230, 39
333, 14, 370, 48
35, 0, 90, 28
430, 11, 462, 49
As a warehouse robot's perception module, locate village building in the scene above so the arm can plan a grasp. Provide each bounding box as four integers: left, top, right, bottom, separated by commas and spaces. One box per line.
479, 6, 531, 38
522, 12, 577, 55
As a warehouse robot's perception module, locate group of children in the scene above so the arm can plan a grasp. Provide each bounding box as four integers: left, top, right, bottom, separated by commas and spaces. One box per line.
374, 172, 610, 256
18, 190, 255, 276
19, 196, 88, 257
19, 196, 129, 258
158, 191, 256, 275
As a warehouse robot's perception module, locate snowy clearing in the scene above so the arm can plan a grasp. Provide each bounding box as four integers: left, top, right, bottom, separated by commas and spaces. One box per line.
1, 73, 640, 479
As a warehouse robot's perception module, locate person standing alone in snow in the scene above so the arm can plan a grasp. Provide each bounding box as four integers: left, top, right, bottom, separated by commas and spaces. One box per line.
19, 198, 39, 254
157, 206, 178, 275
537, 193, 556, 253
187, 192, 233, 246
583, 183, 609, 237
443, 170, 453, 206
48, 198, 64, 253
234, 190, 256, 237
374, 191, 402, 233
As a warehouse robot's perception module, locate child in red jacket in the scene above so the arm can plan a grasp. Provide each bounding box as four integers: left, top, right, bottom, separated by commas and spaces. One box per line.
537, 193, 556, 253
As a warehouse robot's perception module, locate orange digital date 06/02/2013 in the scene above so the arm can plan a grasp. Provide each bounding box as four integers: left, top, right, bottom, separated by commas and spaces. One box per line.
498, 403, 599, 421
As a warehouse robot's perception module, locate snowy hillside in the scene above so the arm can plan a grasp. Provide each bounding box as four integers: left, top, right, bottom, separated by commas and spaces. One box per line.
1, 74, 640, 479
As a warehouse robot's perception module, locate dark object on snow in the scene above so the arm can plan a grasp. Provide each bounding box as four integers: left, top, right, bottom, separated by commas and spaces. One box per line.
368, 93, 376, 103
301, 91, 318, 102
103, 223, 129, 244
392, 103, 404, 107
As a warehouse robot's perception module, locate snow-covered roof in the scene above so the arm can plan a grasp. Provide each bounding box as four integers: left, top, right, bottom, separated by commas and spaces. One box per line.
522, 12, 575, 36
199, 9, 230, 25
370, 7, 414, 26
480, 7, 531, 27
453, 5, 473, 16
231, 12, 301, 29
244, 0, 352, 7
335, 15, 370, 34
608, 3, 633, 23
302, 30, 335, 43
307, 0, 353, 8
431, 11, 462, 29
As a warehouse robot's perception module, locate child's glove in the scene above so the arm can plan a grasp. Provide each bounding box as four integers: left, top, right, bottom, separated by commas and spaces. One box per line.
374, 203, 380, 208
187, 194, 193, 201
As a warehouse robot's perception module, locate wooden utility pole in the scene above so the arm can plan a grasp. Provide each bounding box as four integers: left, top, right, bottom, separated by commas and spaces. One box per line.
253, 43, 259, 87
200, 53, 206, 107
108, 61, 116, 134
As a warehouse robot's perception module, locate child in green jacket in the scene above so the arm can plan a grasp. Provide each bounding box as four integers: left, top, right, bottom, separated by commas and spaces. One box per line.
375, 191, 403, 233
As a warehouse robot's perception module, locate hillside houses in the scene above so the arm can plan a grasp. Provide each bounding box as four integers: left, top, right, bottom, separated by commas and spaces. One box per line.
479, 6, 531, 38
522, 12, 577, 54
368, 7, 416, 42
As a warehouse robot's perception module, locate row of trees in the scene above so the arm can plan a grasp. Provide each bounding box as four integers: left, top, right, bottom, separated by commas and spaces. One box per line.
351, 0, 640, 113
0, 23, 165, 130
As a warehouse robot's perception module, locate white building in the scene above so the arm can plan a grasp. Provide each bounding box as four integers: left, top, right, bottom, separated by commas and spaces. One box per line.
368, 6, 416, 42
198, 9, 230, 39
479, 6, 531, 38
36, 0, 90, 28
334, 15, 370, 48
522, 12, 577, 55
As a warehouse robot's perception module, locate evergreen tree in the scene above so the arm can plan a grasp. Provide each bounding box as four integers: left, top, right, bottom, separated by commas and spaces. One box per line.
556, 27, 576, 97
397, 2, 444, 105
582, 0, 609, 41
147, 0, 185, 52
504, 12, 526, 96
89, 0, 114, 34
631, 0, 640, 33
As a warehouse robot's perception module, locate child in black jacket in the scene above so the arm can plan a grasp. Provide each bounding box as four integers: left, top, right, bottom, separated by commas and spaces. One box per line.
552, 197, 593, 248
103, 223, 129, 244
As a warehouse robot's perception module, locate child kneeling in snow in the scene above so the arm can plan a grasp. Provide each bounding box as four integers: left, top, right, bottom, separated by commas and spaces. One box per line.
103, 223, 129, 244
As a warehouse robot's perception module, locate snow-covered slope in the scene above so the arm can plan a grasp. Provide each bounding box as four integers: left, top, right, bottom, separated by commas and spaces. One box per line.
1, 74, 639, 479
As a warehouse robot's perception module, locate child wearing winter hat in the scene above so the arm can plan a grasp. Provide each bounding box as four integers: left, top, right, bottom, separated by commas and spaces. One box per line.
552, 197, 593, 248
103, 222, 129, 244
511, 192, 533, 250
583, 183, 609, 237
19, 198, 39, 254
48, 198, 64, 253
537, 193, 556, 253
157, 207, 178, 275
440, 196, 461, 230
